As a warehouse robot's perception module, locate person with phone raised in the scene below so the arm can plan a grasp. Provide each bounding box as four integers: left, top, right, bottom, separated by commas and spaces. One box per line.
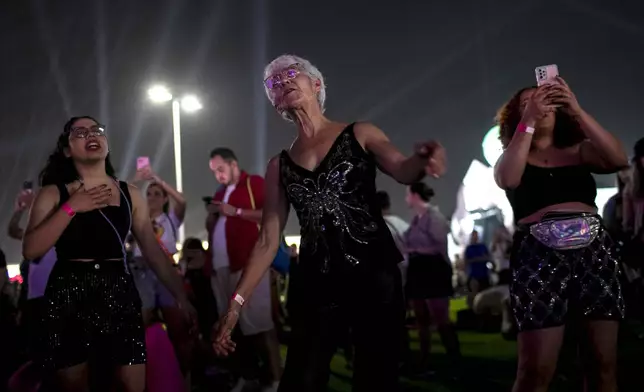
130, 164, 193, 381
495, 75, 628, 392
212, 54, 447, 392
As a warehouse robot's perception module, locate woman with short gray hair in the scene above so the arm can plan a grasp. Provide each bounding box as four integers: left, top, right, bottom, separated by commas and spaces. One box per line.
213, 54, 447, 391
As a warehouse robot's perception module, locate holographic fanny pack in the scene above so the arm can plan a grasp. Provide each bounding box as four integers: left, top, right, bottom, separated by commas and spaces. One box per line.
529, 213, 601, 250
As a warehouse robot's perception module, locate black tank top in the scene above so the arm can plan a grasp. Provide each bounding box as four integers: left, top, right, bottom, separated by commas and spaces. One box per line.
505, 164, 597, 223
55, 181, 133, 260
280, 123, 403, 277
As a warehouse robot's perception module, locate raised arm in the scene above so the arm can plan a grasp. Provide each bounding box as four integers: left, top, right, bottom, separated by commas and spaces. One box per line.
354, 122, 446, 185
153, 177, 187, 223
213, 155, 289, 355
495, 85, 557, 189
135, 167, 187, 222
8, 190, 35, 240
128, 183, 188, 303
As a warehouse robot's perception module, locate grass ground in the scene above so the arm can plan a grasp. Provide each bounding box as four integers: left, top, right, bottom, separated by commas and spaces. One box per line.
319, 298, 644, 392
205, 298, 644, 391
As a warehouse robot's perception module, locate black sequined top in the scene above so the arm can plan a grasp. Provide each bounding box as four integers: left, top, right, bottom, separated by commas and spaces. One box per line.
280, 123, 403, 305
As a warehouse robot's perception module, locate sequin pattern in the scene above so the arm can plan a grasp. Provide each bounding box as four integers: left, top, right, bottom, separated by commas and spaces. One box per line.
37, 260, 146, 369
281, 125, 398, 273
510, 225, 624, 332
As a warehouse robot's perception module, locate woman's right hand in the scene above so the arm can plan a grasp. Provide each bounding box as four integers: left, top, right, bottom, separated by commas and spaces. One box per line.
66, 184, 112, 213
15, 190, 35, 212
521, 85, 559, 126
212, 306, 240, 357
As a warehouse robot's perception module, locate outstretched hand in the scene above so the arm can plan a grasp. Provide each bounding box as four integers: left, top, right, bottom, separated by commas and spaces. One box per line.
414, 141, 446, 178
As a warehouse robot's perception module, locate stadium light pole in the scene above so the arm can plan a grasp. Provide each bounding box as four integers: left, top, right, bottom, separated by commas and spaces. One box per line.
147, 85, 203, 244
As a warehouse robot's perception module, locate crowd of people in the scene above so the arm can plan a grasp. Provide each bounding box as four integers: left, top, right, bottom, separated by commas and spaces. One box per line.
0, 53, 642, 392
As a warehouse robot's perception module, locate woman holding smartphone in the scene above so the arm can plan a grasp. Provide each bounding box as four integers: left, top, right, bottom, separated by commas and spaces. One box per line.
131, 165, 194, 379
495, 78, 628, 392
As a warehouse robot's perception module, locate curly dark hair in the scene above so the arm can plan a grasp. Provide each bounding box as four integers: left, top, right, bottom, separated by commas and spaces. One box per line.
496, 86, 585, 149
39, 116, 117, 186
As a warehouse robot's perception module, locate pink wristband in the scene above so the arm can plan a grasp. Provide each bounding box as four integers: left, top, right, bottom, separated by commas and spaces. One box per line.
61, 202, 76, 217
517, 123, 535, 134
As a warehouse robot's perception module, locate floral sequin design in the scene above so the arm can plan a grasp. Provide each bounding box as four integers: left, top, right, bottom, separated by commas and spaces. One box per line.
282, 132, 378, 272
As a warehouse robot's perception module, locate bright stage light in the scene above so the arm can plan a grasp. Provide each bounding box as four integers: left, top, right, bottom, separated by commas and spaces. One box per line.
180, 95, 202, 112
148, 85, 173, 103
482, 125, 503, 167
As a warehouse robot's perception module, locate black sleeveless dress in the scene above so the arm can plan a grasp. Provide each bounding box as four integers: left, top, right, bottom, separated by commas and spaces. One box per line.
278, 123, 403, 392
37, 181, 146, 370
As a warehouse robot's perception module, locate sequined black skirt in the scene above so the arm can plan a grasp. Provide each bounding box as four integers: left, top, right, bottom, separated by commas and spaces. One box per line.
36, 259, 146, 370
509, 223, 624, 332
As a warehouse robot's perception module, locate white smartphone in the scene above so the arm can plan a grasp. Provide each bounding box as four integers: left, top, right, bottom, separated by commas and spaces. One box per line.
136, 156, 150, 170
535, 64, 559, 86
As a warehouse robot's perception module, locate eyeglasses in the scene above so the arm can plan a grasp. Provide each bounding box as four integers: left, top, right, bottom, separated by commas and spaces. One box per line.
264, 63, 301, 90
69, 125, 106, 139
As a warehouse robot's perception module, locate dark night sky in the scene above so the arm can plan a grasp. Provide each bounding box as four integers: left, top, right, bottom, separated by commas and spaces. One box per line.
0, 0, 642, 263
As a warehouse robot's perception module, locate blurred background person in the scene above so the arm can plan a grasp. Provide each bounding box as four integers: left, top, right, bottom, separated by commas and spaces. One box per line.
377, 190, 412, 369
621, 138, 644, 322
463, 230, 492, 306
490, 226, 512, 286
404, 182, 461, 375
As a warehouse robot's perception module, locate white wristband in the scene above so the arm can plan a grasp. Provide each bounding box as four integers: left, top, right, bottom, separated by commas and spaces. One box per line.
232, 293, 245, 306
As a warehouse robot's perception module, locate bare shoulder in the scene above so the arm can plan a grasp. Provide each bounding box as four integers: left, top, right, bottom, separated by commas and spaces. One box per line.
126, 182, 144, 205
266, 154, 282, 177
126, 182, 140, 195
353, 121, 386, 138
36, 184, 61, 204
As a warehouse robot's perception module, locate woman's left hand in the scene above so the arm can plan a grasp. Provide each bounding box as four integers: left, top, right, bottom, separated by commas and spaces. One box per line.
415, 141, 447, 178
551, 77, 582, 116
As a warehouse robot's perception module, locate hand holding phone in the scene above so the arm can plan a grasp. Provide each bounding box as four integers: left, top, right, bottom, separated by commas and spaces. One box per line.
136, 156, 150, 170
535, 64, 559, 86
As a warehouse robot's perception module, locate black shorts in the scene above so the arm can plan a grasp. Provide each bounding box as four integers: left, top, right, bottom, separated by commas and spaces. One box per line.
36, 260, 146, 370
509, 226, 624, 332
406, 254, 454, 300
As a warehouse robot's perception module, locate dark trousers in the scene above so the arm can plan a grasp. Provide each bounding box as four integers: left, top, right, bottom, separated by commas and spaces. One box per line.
279, 266, 404, 392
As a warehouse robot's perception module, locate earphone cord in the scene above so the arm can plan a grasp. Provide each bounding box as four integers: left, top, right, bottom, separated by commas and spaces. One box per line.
80, 179, 132, 274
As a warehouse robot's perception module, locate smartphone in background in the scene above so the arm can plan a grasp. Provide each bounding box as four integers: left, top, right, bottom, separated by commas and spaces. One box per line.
535, 64, 559, 86
136, 156, 150, 170
22, 181, 33, 190
202, 196, 214, 206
